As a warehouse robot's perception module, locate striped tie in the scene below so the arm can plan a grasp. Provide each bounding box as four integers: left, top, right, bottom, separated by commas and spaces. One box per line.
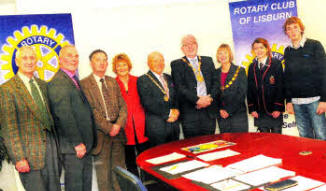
160, 75, 169, 99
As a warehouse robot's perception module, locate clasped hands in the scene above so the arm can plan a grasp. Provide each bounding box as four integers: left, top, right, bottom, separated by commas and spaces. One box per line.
250, 111, 280, 119
167, 109, 180, 123
16, 159, 30, 173
74, 143, 87, 159
196, 95, 213, 109
109, 124, 121, 137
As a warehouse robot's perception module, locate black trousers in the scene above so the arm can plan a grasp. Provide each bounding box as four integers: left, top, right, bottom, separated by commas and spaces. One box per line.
181, 109, 216, 138
19, 131, 61, 191
62, 153, 92, 191
125, 141, 150, 177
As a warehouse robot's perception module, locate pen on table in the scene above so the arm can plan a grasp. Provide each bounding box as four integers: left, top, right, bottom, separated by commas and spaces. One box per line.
186, 155, 196, 159
169, 165, 178, 171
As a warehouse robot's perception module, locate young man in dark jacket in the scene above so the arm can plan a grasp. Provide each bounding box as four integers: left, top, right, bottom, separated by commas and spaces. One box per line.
283, 16, 326, 140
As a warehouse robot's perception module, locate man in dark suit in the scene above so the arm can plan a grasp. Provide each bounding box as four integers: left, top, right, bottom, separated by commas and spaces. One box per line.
0, 46, 60, 191
48, 45, 97, 191
80, 49, 127, 191
171, 34, 218, 138
138, 51, 180, 147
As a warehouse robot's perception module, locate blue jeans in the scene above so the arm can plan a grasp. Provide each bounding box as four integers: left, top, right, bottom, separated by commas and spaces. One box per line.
293, 101, 326, 140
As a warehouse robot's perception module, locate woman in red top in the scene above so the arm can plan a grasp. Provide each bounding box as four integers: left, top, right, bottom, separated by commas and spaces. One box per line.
113, 53, 149, 177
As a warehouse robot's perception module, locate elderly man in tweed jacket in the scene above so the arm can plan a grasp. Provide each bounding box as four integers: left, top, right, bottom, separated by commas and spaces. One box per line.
0, 46, 60, 191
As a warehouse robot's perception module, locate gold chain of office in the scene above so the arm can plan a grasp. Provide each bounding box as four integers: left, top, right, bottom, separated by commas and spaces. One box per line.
145, 74, 169, 101
220, 66, 241, 91
182, 56, 204, 82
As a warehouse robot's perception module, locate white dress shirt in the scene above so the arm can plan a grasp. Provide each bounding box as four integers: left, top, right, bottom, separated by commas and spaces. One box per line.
17, 72, 45, 104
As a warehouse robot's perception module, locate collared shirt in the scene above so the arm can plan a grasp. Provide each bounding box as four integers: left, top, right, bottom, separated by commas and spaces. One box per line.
17, 72, 45, 103
288, 36, 320, 104
186, 56, 207, 96
290, 36, 307, 50
151, 70, 165, 87
93, 74, 109, 120
61, 68, 79, 88
187, 56, 198, 65
258, 57, 268, 69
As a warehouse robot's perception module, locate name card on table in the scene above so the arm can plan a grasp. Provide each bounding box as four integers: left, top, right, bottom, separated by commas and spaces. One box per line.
146, 152, 185, 165
197, 149, 240, 161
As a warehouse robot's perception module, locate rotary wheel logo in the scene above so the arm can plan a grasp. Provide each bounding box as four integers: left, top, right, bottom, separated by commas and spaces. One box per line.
241, 43, 286, 74
0, 25, 70, 83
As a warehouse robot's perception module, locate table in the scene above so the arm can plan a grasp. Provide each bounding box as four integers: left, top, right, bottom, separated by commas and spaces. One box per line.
136, 133, 326, 190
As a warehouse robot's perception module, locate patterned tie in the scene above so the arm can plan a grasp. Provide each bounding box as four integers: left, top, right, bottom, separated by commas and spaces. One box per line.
159, 75, 169, 99
190, 58, 206, 96
100, 78, 110, 112
29, 79, 50, 129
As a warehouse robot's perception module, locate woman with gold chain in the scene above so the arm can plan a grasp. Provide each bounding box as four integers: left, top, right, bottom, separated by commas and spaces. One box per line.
216, 44, 249, 133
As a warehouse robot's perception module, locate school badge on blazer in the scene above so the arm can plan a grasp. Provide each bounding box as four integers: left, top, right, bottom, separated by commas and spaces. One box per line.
269, 75, 275, 85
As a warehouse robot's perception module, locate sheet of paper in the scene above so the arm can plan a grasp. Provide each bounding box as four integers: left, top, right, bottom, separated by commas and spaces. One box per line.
311, 184, 326, 191
159, 160, 208, 175
234, 166, 295, 186
197, 149, 240, 161
182, 165, 242, 184
211, 179, 251, 191
146, 152, 185, 165
266, 176, 324, 191
227, 154, 282, 172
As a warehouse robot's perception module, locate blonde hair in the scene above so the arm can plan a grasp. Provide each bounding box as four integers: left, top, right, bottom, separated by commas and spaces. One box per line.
112, 53, 132, 74
216, 44, 233, 63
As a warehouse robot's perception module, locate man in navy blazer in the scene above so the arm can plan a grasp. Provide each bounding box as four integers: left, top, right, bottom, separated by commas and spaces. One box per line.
138, 51, 180, 147
171, 34, 219, 138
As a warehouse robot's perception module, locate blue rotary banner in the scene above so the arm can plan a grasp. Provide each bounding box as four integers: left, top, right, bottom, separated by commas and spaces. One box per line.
229, 0, 297, 70
0, 13, 74, 83
229, 0, 298, 132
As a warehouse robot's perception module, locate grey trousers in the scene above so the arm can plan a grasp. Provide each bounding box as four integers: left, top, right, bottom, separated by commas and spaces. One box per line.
62, 153, 92, 191
19, 131, 61, 191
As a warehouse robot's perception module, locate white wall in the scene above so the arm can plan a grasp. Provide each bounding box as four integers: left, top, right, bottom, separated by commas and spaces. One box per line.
14, 0, 232, 78
12, 0, 326, 79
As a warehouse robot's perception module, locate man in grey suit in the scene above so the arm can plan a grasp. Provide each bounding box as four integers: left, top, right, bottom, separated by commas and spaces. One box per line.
48, 45, 97, 191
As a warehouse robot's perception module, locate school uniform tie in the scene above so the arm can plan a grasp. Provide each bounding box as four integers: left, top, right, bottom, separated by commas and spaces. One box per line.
259, 62, 264, 70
